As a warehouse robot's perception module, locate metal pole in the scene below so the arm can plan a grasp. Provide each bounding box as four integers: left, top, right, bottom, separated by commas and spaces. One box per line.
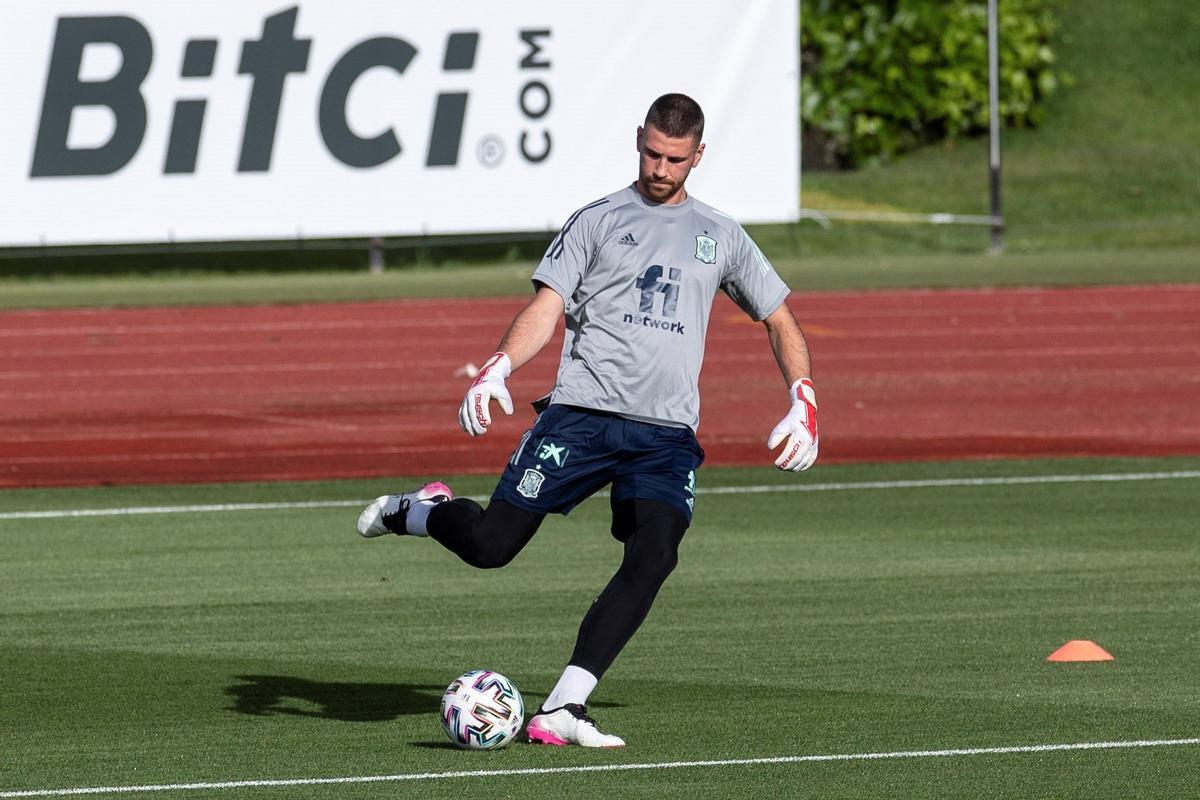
796, 0, 804, 235
987, 0, 1004, 253
368, 237, 385, 273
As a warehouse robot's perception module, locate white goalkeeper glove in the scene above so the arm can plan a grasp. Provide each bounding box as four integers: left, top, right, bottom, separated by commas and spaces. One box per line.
767, 377, 819, 472
458, 352, 514, 436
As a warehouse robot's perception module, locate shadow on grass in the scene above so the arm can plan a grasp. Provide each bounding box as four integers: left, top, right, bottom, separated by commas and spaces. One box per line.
225, 673, 627, 725
225, 674, 442, 721
409, 741, 463, 750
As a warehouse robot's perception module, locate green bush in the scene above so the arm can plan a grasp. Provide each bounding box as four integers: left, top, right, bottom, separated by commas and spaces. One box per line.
801, 0, 1067, 168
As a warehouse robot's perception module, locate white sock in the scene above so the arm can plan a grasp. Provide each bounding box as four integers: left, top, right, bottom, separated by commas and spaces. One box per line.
407, 499, 436, 535
542, 665, 598, 710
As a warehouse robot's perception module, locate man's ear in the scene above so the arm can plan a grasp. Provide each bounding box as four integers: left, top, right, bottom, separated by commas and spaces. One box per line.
693, 142, 706, 167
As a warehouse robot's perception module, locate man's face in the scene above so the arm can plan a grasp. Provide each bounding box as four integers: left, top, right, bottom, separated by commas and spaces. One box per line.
635, 124, 704, 205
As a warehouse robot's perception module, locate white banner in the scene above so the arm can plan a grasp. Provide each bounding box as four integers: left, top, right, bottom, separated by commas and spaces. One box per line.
0, 1, 798, 247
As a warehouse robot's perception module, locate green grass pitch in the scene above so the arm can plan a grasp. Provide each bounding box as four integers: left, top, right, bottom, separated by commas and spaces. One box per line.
2, 457, 1199, 799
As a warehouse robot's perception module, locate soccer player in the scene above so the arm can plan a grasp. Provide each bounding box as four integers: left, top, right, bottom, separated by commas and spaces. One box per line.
357, 93, 818, 748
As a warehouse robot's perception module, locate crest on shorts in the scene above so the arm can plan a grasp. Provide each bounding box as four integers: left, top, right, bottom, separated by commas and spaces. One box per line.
695, 235, 717, 264
517, 468, 545, 499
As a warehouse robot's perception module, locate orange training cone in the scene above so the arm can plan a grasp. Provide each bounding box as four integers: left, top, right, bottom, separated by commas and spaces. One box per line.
1046, 640, 1114, 662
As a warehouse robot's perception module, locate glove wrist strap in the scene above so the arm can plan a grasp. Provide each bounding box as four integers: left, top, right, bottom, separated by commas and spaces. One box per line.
789, 377, 816, 407
478, 351, 512, 382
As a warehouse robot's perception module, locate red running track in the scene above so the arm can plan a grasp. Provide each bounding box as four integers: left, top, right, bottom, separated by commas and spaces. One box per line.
2, 284, 1198, 487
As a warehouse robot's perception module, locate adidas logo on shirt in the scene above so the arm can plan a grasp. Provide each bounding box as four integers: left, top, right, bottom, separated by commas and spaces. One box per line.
618, 232, 638, 246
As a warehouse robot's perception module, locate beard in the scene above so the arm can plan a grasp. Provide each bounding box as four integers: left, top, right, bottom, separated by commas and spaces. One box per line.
639, 174, 681, 203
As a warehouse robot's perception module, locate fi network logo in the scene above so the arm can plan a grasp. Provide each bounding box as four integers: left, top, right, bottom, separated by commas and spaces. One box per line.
30, 7, 554, 177
624, 264, 686, 335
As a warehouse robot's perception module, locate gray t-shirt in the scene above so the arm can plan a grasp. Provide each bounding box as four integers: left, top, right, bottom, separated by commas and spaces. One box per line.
532, 183, 790, 431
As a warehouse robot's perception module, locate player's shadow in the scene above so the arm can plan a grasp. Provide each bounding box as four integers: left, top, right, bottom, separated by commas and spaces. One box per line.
225, 675, 441, 722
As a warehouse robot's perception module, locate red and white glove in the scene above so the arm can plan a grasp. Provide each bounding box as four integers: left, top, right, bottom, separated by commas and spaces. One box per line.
767, 377, 819, 472
458, 352, 514, 436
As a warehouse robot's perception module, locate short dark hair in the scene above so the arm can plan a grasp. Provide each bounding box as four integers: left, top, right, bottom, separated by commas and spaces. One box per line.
644, 93, 705, 142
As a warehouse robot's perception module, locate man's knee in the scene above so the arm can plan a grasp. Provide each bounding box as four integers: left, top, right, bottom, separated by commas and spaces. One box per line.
633, 539, 679, 583
465, 539, 520, 570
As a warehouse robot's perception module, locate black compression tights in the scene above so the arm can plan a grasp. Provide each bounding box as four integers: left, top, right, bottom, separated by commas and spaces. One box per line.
427, 497, 688, 679
427, 497, 544, 568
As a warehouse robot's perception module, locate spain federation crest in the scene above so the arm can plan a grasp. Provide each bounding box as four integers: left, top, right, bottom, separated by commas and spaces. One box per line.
695, 235, 717, 264
517, 468, 545, 499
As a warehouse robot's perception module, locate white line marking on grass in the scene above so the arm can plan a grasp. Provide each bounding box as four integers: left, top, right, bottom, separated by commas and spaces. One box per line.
0, 500, 365, 520
2, 738, 1197, 797
2, 470, 1200, 521
698, 469, 1200, 495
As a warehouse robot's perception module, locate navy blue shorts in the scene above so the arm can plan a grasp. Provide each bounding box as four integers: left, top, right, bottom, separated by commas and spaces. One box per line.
492, 404, 705, 521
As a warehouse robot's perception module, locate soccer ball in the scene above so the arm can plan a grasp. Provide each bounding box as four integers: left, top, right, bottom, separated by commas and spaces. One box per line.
440, 670, 524, 750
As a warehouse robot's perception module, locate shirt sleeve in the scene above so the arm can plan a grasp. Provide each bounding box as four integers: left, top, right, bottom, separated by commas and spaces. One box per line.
720, 225, 791, 321
531, 203, 599, 311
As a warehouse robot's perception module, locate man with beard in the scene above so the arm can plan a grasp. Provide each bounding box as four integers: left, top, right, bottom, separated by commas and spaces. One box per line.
357, 93, 819, 747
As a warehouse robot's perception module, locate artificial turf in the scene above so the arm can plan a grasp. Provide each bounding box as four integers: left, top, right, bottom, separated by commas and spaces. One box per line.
3, 457, 1198, 798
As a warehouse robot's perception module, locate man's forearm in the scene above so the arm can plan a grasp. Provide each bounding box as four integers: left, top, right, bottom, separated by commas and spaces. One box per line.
494, 286, 565, 371
763, 303, 812, 387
